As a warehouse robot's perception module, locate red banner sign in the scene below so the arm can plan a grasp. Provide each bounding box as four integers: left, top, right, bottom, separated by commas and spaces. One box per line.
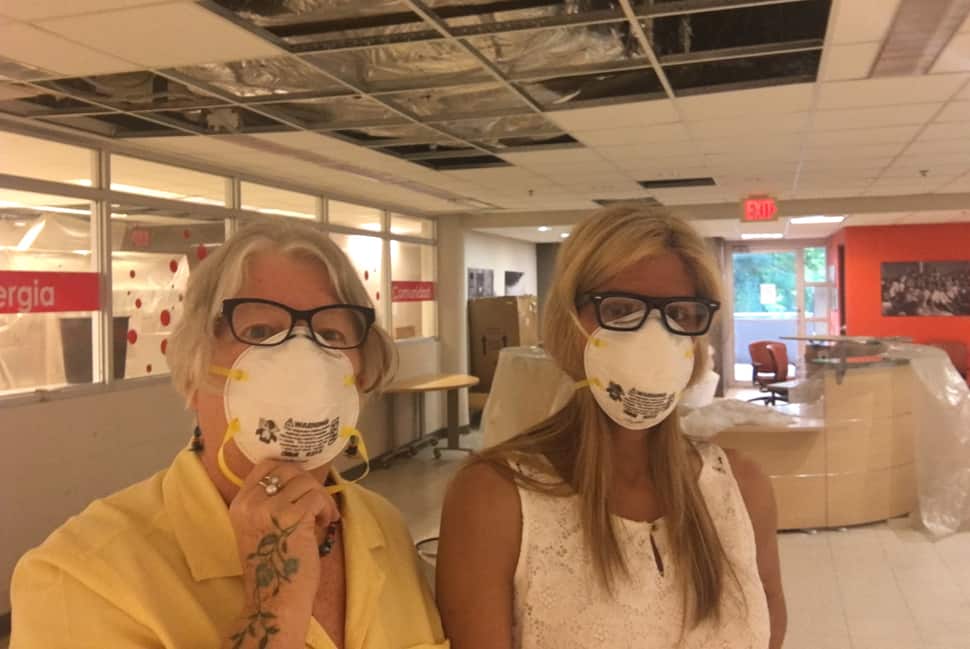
0, 270, 101, 314
391, 281, 436, 303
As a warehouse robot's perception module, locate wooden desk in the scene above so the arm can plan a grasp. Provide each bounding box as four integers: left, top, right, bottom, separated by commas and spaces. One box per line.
383, 373, 480, 465
716, 362, 915, 530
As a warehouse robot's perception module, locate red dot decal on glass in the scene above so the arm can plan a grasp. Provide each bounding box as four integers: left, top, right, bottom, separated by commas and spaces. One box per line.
183, 229, 191, 239
197, 244, 208, 261
135, 298, 142, 309
146, 364, 153, 374
129, 270, 136, 279
375, 291, 380, 301
364, 270, 369, 281
160, 310, 171, 327
127, 330, 138, 345
169, 260, 179, 273
161, 339, 168, 355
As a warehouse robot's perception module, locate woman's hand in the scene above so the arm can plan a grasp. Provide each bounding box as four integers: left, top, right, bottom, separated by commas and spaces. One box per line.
223, 460, 340, 649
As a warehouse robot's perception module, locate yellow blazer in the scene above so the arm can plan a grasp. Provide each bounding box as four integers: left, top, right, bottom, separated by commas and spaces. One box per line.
11, 450, 448, 649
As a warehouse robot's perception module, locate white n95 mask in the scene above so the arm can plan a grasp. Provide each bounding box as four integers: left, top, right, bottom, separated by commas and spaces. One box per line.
209, 328, 367, 489
583, 315, 695, 429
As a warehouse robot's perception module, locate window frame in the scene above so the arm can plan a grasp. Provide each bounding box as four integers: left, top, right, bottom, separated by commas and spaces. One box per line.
0, 124, 438, 406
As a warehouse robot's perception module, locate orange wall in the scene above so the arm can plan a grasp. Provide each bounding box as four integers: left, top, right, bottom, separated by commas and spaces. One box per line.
837, 223, 970, 349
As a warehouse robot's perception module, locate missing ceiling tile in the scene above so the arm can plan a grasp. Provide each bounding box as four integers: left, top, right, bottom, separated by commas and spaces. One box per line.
645, 0, 830, 57
415, 153, 512, 170
664, 50, 822, 94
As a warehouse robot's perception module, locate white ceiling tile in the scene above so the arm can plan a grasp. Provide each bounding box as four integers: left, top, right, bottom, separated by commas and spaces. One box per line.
919, 121, 970, 140
935, 100, 970, 122
648, 186, 733, 205
0, 22, 140, 76
821, 42, 881, 81
612, 163, 711, 180
904, 138, 970, 157
36, 3, 281, 68
502, 148, 605, 167
699, 135, 803, 156
818, 75, 967, 109
803, 142, 905, 160
598, 145, 704, 163
932, 34, 970, 74
573, 123, 691, 147
813, 103, 941, 130
882, 161, 969, 177
960, 84, 970, 99
865, 180, 947, 195
829, 0, 902, 45
688, 112, 809, 138
794, 186, 872, 199
678, 84, 815, 120
546, 99, 678, 132
803, 125, 921, 146
801, 156, 893, 176
0, 0, 167, 21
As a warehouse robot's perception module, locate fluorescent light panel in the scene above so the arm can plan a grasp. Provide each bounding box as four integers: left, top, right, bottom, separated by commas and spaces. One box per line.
790, 215, 845, 224
741, 233, 784, 240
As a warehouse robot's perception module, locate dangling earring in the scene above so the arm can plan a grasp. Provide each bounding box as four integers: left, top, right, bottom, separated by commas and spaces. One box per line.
344, 439, 359, 457
190, 426, 204, 453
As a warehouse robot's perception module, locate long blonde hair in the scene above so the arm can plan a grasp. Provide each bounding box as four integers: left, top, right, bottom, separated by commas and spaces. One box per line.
477, 205, 730, 626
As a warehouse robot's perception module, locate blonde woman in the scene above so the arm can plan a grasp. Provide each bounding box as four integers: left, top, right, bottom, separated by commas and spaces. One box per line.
12, 220, 447, 649
437, 207, 785, 649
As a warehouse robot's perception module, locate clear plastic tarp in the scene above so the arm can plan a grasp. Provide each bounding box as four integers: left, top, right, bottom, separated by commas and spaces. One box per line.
889, 343, 970, 536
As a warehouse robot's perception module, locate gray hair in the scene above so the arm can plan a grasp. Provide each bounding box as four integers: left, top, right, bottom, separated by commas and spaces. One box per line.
167, 219, 397, 402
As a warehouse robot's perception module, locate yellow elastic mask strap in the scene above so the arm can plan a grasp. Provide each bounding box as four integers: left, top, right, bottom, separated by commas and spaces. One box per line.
326, 428, 369, 495
209, 365, 248, 382
576, 377, 603, 390
217, 418, 245, 488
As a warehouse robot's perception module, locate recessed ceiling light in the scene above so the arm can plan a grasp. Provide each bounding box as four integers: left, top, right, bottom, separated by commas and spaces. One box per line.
560, 232, 570, 239
537, 226, 550, 232
790, 215, 845, 225
741, 233, 784, 240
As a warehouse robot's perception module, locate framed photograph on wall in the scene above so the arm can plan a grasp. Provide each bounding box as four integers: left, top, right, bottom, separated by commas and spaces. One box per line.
504, 271, 525, 296
468, 267, 494, 299
881, 260, 970, 316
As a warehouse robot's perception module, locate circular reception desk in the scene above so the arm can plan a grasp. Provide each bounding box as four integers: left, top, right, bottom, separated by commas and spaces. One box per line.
715, 360, 915, 530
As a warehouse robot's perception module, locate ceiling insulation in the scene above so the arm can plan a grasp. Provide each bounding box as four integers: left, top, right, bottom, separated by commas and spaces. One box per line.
2, 0, 832, 170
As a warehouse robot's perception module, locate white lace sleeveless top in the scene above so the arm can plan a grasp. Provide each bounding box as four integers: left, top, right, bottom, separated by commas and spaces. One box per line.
511, 442, 770, 649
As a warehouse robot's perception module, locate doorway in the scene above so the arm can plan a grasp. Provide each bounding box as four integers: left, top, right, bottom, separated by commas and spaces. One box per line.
726, 243, 834, 387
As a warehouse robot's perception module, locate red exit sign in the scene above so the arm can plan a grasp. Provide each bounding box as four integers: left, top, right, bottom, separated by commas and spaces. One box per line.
742, 196, 779, 222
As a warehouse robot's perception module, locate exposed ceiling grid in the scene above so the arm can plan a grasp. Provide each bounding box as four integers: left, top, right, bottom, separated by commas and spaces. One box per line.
1, 0, 970, 218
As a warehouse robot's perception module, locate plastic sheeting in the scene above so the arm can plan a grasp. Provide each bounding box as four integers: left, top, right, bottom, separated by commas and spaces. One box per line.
889, 343, 970, 536
681, 399, 795, 440
481, 346, 573, 449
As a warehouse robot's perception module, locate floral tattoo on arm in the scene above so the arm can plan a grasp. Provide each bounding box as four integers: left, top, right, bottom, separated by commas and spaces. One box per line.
230, 516, 300, 649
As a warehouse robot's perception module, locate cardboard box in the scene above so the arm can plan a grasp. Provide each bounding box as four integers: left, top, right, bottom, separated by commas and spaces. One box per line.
468, 295, 539, 391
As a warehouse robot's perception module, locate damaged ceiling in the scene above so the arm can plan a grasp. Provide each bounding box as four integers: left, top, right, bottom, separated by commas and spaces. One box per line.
0, 0, 832, 171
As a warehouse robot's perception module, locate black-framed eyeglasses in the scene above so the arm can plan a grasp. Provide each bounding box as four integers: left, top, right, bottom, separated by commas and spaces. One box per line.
221, 298, 375, 350
581, 292, 720, 336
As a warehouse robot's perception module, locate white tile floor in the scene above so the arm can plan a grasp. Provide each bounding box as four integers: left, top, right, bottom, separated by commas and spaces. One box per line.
367, 431, 970, 649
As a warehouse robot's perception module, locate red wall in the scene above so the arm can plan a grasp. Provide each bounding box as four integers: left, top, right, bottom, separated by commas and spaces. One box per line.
834, 223, 970, 349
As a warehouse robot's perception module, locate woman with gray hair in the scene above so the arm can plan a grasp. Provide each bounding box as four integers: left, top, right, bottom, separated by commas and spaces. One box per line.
11, 220, 448, 649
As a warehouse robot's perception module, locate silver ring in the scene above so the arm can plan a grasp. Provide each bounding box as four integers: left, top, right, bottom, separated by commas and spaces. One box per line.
258, 474, 282, 496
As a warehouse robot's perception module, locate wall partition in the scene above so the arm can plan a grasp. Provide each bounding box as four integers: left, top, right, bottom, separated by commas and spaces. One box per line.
0, 127, 438, 400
